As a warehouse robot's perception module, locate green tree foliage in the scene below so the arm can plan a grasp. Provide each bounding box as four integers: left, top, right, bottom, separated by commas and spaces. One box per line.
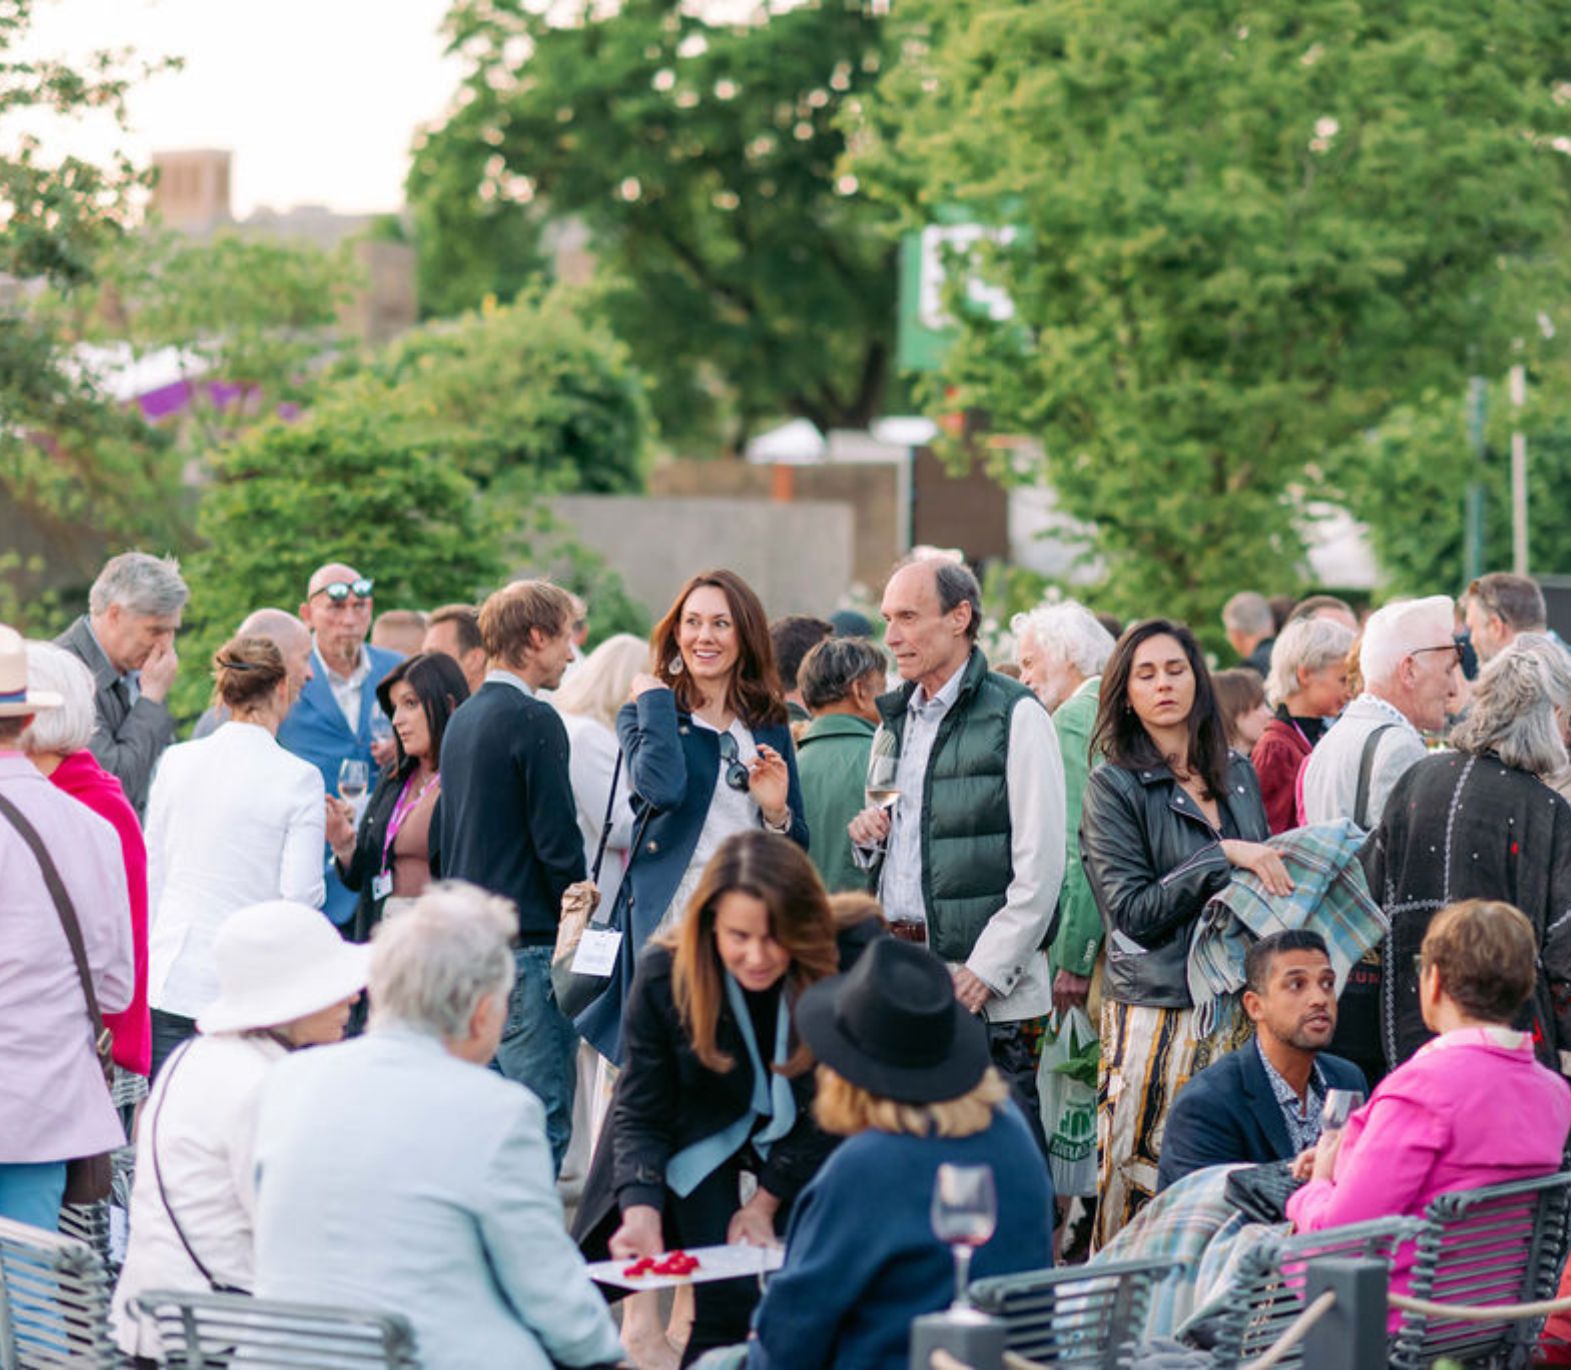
851, 0, 1571, 630
411, 0, 897, 448
326, 288, 648, 497
1, 1, 185, 614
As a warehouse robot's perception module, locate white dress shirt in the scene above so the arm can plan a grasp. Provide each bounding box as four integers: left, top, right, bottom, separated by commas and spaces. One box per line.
314, 642, 372, 733
145, 722, 326, 1019
860, 663, 1067, 1021
111, 1033, 286, 1356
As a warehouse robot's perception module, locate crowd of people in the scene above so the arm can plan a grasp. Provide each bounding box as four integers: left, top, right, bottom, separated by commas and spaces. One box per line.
4, 548, 1571, 1368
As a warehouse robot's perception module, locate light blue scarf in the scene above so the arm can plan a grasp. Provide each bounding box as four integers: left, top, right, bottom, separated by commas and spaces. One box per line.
665, 973, 797, 1198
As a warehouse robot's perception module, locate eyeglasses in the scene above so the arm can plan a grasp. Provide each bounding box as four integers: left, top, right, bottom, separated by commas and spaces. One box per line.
1411, 642, 1464, 667
1412, 953, 1427, 981
717, 731, 751, 792
312, 578, 374, 604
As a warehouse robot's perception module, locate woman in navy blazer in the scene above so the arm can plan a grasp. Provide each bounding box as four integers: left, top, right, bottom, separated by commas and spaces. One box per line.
576, 569, 808, 1065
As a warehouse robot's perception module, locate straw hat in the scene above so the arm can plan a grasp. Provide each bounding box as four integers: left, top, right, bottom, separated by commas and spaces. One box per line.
198, 901, 370, 1035
0, 625, 62, 717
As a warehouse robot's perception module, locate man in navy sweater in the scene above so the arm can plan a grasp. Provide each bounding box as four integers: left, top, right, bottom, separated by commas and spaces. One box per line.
1157, 930, 1367, 1191
433, 579, 584, 1169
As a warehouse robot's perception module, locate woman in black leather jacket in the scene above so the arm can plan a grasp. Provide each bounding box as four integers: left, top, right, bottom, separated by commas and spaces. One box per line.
1079, 619, 1285, 1246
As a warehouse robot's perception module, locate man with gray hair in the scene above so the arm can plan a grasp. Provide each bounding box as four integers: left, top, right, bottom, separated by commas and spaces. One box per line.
1222, 590, 1277, 677
191, 608, 314, 740
252, 882, 622, 1370
56, 550, 188, 814
1464, 572, 1551, 665
849, 557, 1066, 1146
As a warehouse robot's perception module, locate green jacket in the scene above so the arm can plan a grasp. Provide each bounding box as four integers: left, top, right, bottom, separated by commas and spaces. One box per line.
1050, 676, 1103, 978
872, 648, 1035, 962
796, 713, 877, 894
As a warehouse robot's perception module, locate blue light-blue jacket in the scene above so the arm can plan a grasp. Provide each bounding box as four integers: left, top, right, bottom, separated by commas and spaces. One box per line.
276, 644, 402, 925
574, 688, 808, 1063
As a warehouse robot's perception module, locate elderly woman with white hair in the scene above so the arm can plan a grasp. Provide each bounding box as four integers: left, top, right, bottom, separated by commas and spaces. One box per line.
249, 882, 623, 1370
1252, 616, 1355, 833
1361, 633, 1571, 1074
23, 641, 152, 1086
111, 900, 367, 1365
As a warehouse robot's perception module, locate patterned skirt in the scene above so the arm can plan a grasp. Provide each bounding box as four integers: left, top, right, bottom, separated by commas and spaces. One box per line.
1093, 998, 1249, 1250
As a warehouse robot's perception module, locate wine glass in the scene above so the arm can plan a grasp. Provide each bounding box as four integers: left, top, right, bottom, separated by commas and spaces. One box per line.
931, 1163, 997, 1310
865, 729, 900, 817
337, 758, 370, 804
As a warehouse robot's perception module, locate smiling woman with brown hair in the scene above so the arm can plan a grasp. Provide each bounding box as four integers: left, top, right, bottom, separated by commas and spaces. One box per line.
573, 570, 809, 1067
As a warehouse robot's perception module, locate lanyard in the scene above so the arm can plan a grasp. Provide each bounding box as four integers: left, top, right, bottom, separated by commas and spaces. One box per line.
381, 771, 438, 873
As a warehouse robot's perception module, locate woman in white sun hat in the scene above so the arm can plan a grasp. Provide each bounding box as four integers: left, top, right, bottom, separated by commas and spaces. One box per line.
110, 900, 368, 1365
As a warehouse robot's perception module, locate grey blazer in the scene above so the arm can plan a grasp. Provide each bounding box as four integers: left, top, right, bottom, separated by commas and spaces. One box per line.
55, 615, 175, 815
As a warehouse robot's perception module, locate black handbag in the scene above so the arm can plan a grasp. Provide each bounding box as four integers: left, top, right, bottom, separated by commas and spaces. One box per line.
1223, 1160, 1305, 1225
551, 755, 652, 1020
0, 792, 116, 1204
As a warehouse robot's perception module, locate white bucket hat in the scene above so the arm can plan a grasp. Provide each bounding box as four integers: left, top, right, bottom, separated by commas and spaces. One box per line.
198, 901, 370, 1036
0, 625, 62, 718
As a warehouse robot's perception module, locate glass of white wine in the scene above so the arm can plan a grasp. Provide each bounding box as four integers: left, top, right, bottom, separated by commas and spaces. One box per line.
865, 729, 900, 817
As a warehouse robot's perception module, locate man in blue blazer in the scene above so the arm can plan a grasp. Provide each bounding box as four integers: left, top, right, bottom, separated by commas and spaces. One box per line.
1157, 929, 1367, 1191
276, 562, 402, 927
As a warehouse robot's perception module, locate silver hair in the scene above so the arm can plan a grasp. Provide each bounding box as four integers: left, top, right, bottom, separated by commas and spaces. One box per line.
1222, 591, 1274, 637
1450, 633, 1571, 779
1359, 595, 1455, 688
19, 642, 97, 755
88, 551, 188, 618
1010, 600, 1115, 679
1264, 616, 1355, 710
367, 881, 518, 1039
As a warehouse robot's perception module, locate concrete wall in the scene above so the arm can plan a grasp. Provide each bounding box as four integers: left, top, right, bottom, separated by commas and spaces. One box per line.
548, 495, 855, 619
647, 459, 900, 592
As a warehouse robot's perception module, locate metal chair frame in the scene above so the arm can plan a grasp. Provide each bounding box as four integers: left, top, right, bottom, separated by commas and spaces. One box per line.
0, 1216, 118, 1370
132, 1288, 421, 1369
968, 1255, 1190, 1367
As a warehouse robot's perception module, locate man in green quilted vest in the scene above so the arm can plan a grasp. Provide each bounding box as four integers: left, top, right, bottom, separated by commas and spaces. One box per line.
849, 555, 1066, 1142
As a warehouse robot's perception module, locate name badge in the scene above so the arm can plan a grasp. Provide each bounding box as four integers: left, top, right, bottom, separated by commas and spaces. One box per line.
371, 871, 394, 901
572, 928, 623, 978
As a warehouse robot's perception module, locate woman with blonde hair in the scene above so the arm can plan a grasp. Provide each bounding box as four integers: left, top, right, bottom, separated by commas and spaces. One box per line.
744, 937, 1052, 1370
576, 830, 839, 1364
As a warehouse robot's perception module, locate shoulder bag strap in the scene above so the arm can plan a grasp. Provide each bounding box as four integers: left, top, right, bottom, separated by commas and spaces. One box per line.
1353, 723, 1398, 830
148, 1041, 243, 1294
589, 751, 624, 886
0, 791, 109, 1065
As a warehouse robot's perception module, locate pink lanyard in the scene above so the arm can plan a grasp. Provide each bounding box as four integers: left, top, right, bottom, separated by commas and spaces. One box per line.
381, 772, 437, 873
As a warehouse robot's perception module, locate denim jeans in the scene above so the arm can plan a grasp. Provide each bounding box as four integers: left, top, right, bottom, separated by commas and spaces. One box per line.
491, 945, 577, 1173
0, 1161, 67, 1231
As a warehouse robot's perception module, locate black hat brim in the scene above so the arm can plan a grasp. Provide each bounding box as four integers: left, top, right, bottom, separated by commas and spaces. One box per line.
796, 972, 993, 1106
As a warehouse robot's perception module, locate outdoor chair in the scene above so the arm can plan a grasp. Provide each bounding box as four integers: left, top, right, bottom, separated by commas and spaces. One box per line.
132, 1288, 421, 1368
0, 1215, 118, 1370
968, 1255, 1190, 1367
1203, 1214, 1422, 1367
1391, 1168, 1571, 1370
55, 1202, 113, 1276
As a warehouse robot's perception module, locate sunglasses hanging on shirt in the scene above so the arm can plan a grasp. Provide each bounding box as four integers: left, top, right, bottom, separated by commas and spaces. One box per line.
717, 731, 751, 792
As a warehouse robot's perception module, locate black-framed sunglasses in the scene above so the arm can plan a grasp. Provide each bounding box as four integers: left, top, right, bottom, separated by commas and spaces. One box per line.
717, 732, 751, 792
312, 578, 374, 604
1411, 641, 1464, 667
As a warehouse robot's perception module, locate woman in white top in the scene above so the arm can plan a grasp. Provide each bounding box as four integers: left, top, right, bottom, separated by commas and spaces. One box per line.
144, 636, 327, 1077
111, 899, 367, 1364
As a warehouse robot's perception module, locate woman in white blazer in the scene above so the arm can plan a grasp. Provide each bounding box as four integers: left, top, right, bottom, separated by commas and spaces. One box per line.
111, 899, 367, 1365
144, 636, 328, 1076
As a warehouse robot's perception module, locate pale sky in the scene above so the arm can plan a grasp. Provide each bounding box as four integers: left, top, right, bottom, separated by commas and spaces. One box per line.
14, 0, 463, 216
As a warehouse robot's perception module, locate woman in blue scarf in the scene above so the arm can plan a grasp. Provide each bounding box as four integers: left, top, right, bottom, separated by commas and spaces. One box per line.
575, 830, 841, 1364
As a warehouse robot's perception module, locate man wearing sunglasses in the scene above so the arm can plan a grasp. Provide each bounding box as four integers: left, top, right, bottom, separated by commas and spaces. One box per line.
278, 562, 403, 928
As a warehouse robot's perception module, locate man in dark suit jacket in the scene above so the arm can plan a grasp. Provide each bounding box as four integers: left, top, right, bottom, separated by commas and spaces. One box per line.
1158, 929, 1367, 1191
434, 578, 584, 1171
55, 551, 188, 815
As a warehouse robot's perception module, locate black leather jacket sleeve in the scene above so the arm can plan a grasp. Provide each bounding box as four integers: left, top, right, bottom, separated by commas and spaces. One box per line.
1079, 765, 1231, 948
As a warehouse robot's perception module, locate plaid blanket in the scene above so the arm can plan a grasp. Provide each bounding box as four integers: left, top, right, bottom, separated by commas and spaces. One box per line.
1090, 1166, 1285, 1342
1187, 819, 1388, 1038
